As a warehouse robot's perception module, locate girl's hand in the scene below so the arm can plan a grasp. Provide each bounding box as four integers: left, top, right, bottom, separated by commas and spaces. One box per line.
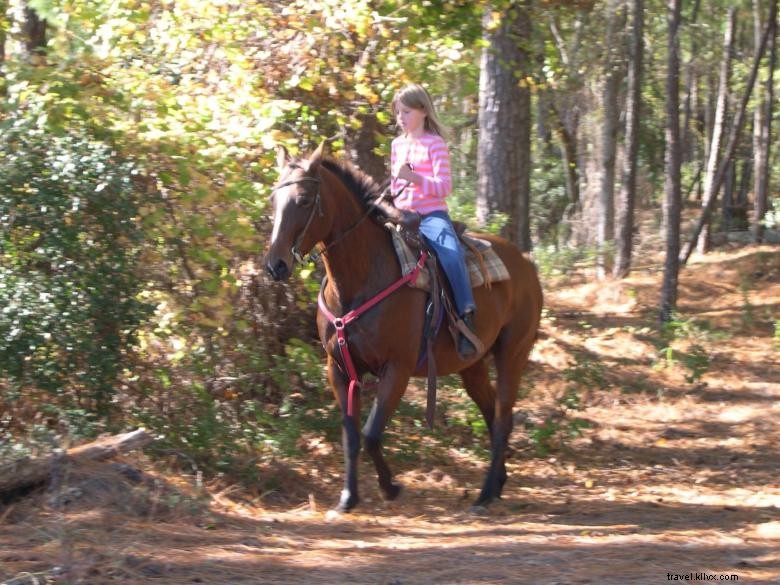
396, 163, 417, 184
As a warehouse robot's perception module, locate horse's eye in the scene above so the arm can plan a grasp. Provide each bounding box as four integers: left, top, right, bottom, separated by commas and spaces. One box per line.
295, 193, 315, 208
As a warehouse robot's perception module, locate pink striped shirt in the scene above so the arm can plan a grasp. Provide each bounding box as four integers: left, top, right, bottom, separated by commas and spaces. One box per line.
390, 132, 452, 215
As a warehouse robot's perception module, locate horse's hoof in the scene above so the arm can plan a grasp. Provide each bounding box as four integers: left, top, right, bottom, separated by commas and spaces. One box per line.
468, 504, 490, 516
325, 509, 344, 522
471, 491, 500, 513
332, 490, 359, 514
383, 483, 403, 501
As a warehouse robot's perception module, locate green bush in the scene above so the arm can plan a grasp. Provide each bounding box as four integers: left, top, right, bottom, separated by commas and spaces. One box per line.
657, 315, 713, 384
525, 354, 600, 456
0, 100, 152, 417
132, 338, 338, 483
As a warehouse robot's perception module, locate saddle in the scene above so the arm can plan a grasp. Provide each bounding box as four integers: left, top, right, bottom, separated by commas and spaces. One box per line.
389, 223, 510, 291
385, 223, 511, 428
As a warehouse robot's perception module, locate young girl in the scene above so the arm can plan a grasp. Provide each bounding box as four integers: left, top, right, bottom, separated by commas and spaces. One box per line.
389, 84, 477, 357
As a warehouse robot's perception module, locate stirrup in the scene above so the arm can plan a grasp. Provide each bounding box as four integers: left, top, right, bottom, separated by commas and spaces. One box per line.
457, 312, 478, 358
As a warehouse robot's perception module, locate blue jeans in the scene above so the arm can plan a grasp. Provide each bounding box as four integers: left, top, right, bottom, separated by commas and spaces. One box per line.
419, 211, 476, 316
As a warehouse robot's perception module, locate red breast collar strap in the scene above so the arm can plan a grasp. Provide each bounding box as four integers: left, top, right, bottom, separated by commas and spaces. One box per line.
317, 251, 428, 416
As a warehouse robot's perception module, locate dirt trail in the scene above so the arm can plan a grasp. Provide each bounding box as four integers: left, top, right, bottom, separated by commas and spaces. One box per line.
1, 245, 779, 585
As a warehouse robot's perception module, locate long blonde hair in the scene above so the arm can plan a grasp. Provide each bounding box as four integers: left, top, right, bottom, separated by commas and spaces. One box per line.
391, 84, 450, 139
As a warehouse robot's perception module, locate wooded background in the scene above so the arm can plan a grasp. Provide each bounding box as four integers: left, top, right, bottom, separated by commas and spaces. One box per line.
1, 0, 778, 477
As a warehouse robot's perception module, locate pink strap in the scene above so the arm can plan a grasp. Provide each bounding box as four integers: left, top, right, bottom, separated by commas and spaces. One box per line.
318, 251, 428, 416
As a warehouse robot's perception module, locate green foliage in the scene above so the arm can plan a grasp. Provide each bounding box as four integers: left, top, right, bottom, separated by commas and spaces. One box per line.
0, 97, 152, 415
740, 277, 756, 330
657, 315, 713, 384
132, 339, 338, 483
530, 149, 568, 242
525, 354, 600, 456
563, 354, 608, 392
761, 207, 780, 229
533, 242, 603, 280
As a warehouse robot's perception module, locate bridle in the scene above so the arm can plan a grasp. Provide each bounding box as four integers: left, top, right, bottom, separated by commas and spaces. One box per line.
271, 170, 386, 264
271, 175, 322, 264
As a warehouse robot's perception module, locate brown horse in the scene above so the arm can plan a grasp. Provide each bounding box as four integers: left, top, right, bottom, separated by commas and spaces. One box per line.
265, 143, 543, 512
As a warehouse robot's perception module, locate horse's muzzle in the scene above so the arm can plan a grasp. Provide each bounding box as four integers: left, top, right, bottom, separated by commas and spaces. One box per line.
266, 258, 291, 282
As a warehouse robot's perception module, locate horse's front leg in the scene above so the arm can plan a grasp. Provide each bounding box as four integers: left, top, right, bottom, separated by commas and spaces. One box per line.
327, 355, 362, 513
362, 364, 410, 501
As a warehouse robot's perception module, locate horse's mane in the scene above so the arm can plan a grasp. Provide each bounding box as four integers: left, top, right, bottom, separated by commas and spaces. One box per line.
320, 157, 385, 217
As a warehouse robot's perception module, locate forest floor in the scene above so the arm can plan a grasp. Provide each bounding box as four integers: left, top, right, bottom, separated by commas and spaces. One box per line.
1, 242, 779, 585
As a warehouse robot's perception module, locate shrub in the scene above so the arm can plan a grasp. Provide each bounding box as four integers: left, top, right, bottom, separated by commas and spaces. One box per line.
0, 100, 152, 417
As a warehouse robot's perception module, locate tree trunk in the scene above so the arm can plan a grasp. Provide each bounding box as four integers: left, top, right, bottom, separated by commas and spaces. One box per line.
698, 71, 717, 203
0, 0, 6, 95
660, 0, 683, 323
348, 113, 386, 184
23, 3, 47, 60
596, 0, 624, 278
732, 159, 751, 230
680, 0, 702, 162
536, 85, 554, 148
477, 1, 533, 251
723, 158, 736, 225
553, 106, 581, 215
696, 8, 736, 255
753, 0, 777, 243
680, 0, 776, 264
614, 0, 644, 279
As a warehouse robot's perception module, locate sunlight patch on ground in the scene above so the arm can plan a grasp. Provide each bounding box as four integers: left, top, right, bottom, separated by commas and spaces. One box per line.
583, 330, 657, 361
717, 405, 761, 424
547, 280, 640, 315
641, 486, 780, 509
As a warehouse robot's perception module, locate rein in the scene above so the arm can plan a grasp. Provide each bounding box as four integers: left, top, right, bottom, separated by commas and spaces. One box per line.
317, 181, 404, 258
318, 250, 428, 418
314, 203, 375, 261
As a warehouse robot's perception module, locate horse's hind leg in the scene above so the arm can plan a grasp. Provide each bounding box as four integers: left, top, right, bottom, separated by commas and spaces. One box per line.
460, 359, 505, 487
362, 365, 410, 501
475, 332, 533, 506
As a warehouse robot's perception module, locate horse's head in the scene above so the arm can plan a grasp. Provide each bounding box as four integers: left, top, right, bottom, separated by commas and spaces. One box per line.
265, 143, 329, 281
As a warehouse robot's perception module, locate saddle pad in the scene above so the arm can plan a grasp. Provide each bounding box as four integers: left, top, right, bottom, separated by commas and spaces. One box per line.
389, 227, 510, 291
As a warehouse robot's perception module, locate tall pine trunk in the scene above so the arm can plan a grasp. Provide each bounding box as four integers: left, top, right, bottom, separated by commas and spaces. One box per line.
0, 0, 6, 96
753, 0, 777, 243
614, 0, 644, 279
697, 8, 736, 255
680, 0, 702, 162
477, 1, 532, 251
660, 0, 682, 323
596, 0, 623, 278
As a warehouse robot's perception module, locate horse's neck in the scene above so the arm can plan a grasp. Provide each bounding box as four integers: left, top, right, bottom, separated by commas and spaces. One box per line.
320, 192, 399, 310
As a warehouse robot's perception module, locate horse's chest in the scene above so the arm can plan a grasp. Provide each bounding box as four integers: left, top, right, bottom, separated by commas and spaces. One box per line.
318, 311, 412, 373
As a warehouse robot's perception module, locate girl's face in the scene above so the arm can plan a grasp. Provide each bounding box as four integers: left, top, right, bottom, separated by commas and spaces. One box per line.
396, 104, 426, 136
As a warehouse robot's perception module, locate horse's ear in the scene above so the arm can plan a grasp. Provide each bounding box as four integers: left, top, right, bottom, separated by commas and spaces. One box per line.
276, 145, 290, 172
308, 140, 327, 174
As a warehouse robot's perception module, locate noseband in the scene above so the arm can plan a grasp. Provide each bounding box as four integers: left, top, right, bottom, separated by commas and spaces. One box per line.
272, 175, 323, 263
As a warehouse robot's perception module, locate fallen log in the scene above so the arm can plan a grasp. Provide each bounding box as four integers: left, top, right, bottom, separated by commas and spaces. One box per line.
0, 428, 153, 495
